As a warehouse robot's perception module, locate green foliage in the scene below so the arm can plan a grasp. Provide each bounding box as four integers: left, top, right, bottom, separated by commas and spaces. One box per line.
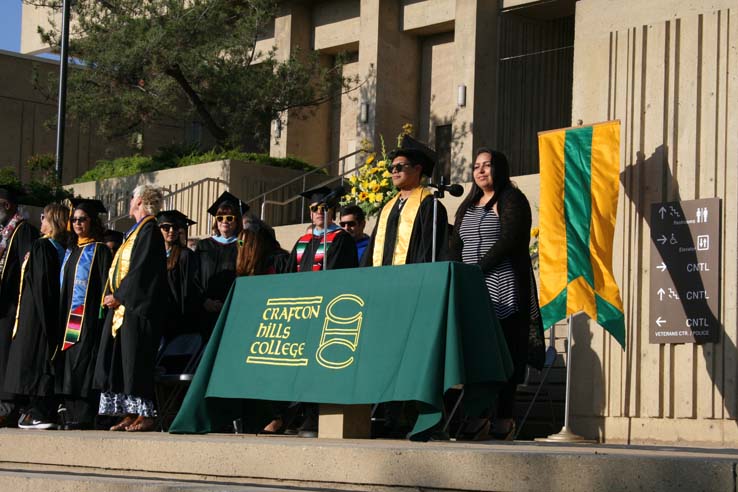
74, 147, 317, 183
0, 158, 72, 207
30, 0, 357, 148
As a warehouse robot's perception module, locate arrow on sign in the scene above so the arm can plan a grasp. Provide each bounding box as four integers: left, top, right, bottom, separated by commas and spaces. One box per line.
656, 262, 667, 272
659, 206, 667, 219
657, 288, 665, 301
656, 317, 667, 327
657, 235, 668, 245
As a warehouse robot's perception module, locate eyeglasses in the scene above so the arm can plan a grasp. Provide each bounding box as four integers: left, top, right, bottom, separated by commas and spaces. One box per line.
339, 220, 357, 228
389, 162, 414, 173
309, 204, 326, 213
216, 215, 236, 223
71, 216, 89, 224
159, 223, 180, 232
237, 239, 244, 247
39, 213, 45, 221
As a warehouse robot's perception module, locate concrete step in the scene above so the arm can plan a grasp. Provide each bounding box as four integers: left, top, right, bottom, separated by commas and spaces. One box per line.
2, 429, 738, 492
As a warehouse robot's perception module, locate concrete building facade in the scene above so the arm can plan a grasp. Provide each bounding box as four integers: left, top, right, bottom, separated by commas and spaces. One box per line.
18, 0, 738, 446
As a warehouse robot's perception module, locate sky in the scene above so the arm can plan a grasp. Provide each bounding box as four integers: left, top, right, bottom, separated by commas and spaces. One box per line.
0, 0, 22, 52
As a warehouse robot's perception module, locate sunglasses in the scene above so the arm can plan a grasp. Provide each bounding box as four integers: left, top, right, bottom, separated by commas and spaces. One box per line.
309, 204, 326, 213
389, 162, 414, 173
339, 220, 357, 228
71, 216, 89, 224
159, 223, 180, 232
216, 215, 236, 223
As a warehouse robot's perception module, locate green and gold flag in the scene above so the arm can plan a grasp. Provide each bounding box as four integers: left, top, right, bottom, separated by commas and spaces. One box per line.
538, 120, 625, 348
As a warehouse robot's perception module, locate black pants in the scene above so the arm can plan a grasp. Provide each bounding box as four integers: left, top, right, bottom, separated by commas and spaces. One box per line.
497, 311, 527, 419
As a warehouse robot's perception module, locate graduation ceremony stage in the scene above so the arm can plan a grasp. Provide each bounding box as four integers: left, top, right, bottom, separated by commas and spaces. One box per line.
1, 429, 737, 492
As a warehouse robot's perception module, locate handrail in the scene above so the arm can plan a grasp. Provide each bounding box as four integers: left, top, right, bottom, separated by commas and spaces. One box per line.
246, 149, 370, 222
244, 149, 364, 209
105, 177, 229, 229
258, 152, 369, 222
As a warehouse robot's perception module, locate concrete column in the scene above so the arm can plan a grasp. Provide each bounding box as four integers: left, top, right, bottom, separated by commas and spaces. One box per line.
358, 0, 421, 150
270, 3, 331, 166
452, 0, 499, 181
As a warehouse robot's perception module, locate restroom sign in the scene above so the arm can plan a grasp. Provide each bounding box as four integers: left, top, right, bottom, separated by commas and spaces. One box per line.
649, 198, 721, 344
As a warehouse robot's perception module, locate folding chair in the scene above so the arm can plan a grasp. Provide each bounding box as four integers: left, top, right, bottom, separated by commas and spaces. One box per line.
154, 333, 204, 431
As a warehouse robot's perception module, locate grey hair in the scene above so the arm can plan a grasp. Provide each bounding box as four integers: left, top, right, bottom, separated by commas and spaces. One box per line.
132, 184, 164, 215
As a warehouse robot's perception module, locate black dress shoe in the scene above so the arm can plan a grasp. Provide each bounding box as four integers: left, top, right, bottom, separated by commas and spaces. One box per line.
63, 422, 92, 431
298, 429, 318, 438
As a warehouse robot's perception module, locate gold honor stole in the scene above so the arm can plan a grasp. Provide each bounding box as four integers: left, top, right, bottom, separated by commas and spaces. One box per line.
11, 253, 30, 339
104, 215, 156, 337
372, 187, 431, 266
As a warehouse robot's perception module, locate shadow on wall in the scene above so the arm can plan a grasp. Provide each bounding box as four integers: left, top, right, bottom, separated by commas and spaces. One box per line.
620, 145, 732, 426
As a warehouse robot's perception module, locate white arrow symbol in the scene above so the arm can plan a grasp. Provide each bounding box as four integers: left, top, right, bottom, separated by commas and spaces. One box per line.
657, 235, 668, 245
656, 262, 667, 272
656, 317, 666, 327
659, 206, 667, 219
657, 288, 665, 301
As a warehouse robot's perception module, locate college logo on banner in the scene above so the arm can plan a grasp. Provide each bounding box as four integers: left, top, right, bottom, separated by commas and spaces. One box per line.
246, 294, 365, 369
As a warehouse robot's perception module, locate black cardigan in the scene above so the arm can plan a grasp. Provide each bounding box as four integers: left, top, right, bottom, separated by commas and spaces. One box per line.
450, 186, 544, 374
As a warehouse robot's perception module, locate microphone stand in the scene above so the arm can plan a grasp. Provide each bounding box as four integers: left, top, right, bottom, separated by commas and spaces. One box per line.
431, 176, 447, 263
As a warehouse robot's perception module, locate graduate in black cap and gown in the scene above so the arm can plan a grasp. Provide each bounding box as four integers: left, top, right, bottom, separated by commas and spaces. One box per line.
56, 199, 112, 429
196, 191, 246, 336
286, 186, 358, 273
5, 203, 70, 429
361, 135, 449, 267
285, 186, 357, 438
0, 187, 39, 427
157, 210, 203, 340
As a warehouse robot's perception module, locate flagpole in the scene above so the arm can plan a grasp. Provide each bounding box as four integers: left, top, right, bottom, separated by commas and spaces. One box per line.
536, 310, 596, 443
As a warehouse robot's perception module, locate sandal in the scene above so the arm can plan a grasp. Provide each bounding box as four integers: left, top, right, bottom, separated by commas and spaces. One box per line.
109, 414, 136, 431
260, 418, 284, 435
125, 415, 156, 432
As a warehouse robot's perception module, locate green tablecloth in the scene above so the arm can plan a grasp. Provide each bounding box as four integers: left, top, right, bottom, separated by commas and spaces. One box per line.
169, 261, 513, 438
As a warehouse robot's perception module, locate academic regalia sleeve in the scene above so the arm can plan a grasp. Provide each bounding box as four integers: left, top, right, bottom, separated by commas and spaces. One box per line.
95, 244, 113, 304
285, 242, 299, 273
477, 188, 531, 273
360, 225, 378, 267
181, 248, 204, 316
325, 231, 358, 270
113, 221, 167, 320
27, 240, 61, 350
406, 196, 449, 264
14, 222, 40, 261
271, 250, 291, 274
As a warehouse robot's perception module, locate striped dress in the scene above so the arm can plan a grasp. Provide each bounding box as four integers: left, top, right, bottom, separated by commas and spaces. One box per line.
459, 206, 519, 319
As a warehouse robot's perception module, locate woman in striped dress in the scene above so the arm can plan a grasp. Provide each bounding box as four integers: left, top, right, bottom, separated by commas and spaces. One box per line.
450, 148, 543, 440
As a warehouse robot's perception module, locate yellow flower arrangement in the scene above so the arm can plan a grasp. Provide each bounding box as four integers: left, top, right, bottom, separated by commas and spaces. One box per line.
342, 125, 414, 217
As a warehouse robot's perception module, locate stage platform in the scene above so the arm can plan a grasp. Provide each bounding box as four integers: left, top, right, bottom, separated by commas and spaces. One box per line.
1, 429, 737, 491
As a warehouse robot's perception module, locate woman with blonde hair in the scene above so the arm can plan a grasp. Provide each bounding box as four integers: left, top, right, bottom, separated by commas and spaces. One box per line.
94, 185, 168, 432
5, 203, 70, 429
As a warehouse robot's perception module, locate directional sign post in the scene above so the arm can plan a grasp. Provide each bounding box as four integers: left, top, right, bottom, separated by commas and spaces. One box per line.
649, 198, 722, 344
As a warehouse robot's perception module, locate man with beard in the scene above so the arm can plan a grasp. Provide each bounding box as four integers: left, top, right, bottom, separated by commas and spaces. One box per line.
0, 188, 39, 427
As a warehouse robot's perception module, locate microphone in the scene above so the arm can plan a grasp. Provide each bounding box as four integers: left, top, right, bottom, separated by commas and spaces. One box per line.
319, 185, 347, 205
428, 182, 464, 197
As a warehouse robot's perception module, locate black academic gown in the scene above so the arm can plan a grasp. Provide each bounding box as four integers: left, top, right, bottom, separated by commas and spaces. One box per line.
93, 220, 167, 401
360, 194, 449, 266
286, 229, 358, 272
3, 238, 63, 397
164, 247, 203, 340
0, 221, 39, 401
55, 243, 112, 399
196, 237, 237, 335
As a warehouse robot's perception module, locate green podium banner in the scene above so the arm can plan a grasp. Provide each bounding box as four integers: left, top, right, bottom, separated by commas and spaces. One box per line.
170, 261, 513, 437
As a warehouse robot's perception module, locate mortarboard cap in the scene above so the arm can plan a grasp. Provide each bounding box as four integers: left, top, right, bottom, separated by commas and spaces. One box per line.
156, 209, 196, 227
389, 135, 436, 176
299, 186, 334, 205
0, 186, 22, 203
103, 229, 124, 245
69, 198, 107, 216
207, 191, 249, 217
